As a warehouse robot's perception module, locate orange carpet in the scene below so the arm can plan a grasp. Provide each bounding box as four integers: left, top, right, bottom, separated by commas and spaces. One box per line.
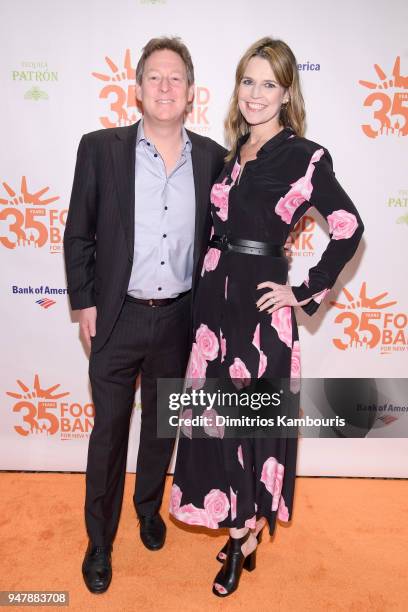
0, 473, 406, 611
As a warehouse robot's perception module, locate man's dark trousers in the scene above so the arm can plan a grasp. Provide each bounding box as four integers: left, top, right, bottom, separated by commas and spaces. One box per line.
86, 292, 191, 546
63, 122, 227, 546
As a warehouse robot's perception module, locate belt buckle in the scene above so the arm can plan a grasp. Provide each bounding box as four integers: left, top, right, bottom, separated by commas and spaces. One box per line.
148, 299, 157, 307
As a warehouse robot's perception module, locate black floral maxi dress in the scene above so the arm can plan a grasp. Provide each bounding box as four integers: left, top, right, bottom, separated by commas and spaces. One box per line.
169, 128, 364, 535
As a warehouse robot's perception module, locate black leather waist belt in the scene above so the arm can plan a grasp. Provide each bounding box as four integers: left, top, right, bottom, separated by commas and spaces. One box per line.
125, 290, 191, 307
209, 234, 284, 257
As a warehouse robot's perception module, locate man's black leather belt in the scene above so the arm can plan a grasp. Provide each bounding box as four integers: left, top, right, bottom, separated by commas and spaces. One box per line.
209, 234, 284, 257
125, 289, 191, 307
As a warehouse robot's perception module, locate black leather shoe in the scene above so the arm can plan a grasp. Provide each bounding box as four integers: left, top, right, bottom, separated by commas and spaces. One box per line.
216, 530, 262, 563
212, 531, 257, 597
138, 513, 166, 550
82, 543, 112, 594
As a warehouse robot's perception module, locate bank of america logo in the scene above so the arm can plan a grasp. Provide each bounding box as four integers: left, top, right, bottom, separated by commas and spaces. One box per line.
36, 298, 56, 309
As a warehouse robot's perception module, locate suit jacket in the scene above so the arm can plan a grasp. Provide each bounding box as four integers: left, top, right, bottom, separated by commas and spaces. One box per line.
64, 120, 226, 352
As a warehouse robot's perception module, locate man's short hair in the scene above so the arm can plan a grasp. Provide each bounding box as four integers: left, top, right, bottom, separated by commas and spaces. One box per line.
136, 36, 195, 86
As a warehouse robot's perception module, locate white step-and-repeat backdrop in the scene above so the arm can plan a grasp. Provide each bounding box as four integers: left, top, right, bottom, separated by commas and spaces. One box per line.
0, 0, 407, 476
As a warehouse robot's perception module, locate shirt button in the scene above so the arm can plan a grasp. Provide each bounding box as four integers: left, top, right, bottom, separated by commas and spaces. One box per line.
147, 142, 150, 146
158, 287, 162, 291
161, 261, 165, 265
163, 234, 167, 238
164, 206, 168, 210
154, 153, 158, 158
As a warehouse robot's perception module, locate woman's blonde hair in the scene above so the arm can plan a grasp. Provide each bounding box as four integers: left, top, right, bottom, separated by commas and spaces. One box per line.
225, 37, 306, 160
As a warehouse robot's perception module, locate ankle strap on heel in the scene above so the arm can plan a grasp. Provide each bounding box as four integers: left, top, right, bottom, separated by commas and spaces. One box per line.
228, 530, 252, 550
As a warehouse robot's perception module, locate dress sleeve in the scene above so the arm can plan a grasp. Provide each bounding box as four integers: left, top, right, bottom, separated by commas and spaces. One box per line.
291, 148, 364, 315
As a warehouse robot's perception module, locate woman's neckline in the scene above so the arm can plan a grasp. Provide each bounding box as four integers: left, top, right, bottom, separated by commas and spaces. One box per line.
234, 127, 295, 185
237, 126, 295, 159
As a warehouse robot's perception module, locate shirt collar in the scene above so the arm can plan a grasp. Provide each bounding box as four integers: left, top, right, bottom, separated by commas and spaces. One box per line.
136, 118, 192, 152
260, 127, 294, 153
237, 126, 295, 155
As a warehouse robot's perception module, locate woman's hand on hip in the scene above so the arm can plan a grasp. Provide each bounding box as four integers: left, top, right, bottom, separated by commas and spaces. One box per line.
256, 281, 311, 314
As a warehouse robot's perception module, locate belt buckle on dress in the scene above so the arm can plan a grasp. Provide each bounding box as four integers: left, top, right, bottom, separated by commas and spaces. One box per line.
220, 234, 228, 250
149, 299, 157, 307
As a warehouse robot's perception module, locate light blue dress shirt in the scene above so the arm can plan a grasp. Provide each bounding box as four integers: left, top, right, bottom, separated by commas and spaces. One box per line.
127, 120, 196, 299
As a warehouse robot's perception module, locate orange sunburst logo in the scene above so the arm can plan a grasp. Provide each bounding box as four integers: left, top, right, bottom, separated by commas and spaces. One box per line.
0, 176, 65, 251
359, 56, 408, 138
330, 282, 397, 312
7, 375, 70, 437
0, 176, 59, 207
7, 374, 69, 400
330, 282, 406, 354
92, 49, 139, 128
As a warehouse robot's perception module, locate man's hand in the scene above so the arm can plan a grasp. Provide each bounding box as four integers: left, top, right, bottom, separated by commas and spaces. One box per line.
79, 306, 97, 350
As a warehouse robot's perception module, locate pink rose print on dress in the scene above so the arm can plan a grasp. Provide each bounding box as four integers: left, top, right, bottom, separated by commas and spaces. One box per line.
220, 329, 226, 363
173, 503, 217, 528
260, 456, 285, 511
290, 341, 301, 378
185, 342, 207, 390
252, 323, 261, 349
244, 515, 256, 529
230, 487, 237, 521
204, 489, 230, 524
211, 161, 241, 222
211, 178, 231, 222
201, 247, 221, 277
258, 353, 267, 377
203, 408, 225, 439
170, 484, 182, 515
231, 159, 240, 183
196, 324, 219, 361
252, 323, 268, 377
275, 192, 306, 225
327, 209, 359, 240
237, 444, 244, 469
181, 408, 193, 439
271, 306, 292, 348
229, 357, 251, 389
275, 148, 324, 224
290, 340, 301, 395
170, 487, 229, 529
278, 496, 289, 521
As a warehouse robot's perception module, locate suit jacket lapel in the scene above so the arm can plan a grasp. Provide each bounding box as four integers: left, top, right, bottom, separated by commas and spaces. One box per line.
189, 130, 211, 291
111, 121, 139, 259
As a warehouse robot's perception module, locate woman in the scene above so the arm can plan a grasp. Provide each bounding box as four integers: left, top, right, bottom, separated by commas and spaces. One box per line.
169, 37, 364, 597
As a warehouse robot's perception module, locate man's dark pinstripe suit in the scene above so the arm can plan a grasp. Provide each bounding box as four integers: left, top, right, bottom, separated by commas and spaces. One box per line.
64, 120, 226, 545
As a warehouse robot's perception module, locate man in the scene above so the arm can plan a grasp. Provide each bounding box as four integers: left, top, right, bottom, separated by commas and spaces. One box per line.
64, 37, 226, 594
